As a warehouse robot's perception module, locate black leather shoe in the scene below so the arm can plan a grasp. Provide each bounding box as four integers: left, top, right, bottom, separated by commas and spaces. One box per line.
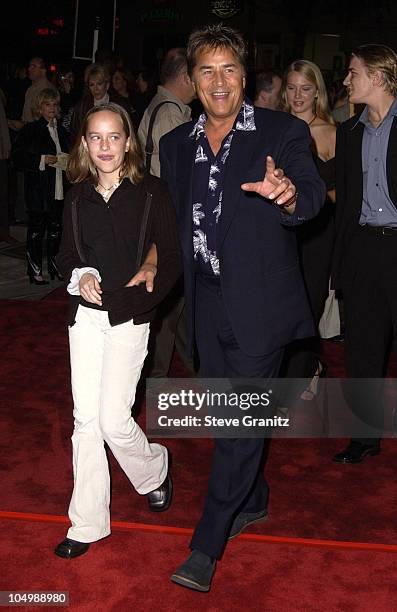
228, 508, 268, 540
54, 538, 90, 559
171, 550, 216, 592
147, 473, 172, 512
333, 441, 380, 464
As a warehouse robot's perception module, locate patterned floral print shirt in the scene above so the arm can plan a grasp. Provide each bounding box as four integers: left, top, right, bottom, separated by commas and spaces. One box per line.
190, 99, 256, 276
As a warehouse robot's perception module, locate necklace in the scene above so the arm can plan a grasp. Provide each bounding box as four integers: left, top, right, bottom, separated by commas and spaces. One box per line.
96, 181, 120, 202
97, 181, 120, 194
308, 114, 317, 126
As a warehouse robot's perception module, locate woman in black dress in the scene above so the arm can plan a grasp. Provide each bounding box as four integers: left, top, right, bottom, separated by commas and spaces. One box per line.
280, 60, 337, 397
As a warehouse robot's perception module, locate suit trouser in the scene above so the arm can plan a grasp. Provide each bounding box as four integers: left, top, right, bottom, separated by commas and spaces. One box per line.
67, 305, 167, 543
342, 229, 397, 445
190, 276, 283, 559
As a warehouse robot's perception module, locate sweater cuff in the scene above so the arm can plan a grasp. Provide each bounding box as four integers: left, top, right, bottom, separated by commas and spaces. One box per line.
67, 267, 101, 295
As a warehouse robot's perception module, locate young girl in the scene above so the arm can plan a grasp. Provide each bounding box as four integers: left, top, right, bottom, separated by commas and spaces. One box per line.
55, 102, 181, 559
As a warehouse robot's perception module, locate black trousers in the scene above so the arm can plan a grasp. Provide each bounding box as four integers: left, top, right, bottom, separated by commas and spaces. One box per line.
281, 202, 334, 377
190, 275, 283, 559
342, 228, 397, 444
26, 198, 63, 277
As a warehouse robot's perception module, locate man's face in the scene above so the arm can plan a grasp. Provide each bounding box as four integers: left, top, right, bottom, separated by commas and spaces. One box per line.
28, 58, 45, 82
192, 46, 245, 121
261, 76, 282, 110
343, 55, 375, 105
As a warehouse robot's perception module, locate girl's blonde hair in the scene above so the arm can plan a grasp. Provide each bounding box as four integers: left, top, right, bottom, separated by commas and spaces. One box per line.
67, 103, 144, 185
281, 59, 334, 124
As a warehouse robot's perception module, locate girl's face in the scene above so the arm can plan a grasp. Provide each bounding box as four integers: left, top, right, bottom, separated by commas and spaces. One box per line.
285, 71, 317, 115
83, 110, 130, 183
88, 77, 109, 100
40, 99, 59, 122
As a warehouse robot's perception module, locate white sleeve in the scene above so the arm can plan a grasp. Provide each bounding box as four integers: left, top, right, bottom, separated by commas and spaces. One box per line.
67, 267, 102, 296
39, 155, 46, 171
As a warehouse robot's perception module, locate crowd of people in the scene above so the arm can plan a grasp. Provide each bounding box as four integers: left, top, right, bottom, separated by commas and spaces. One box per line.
0, 23, 396, 594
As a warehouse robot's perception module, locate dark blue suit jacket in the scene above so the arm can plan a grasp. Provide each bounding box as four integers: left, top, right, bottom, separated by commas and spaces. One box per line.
160, 107, 326, 356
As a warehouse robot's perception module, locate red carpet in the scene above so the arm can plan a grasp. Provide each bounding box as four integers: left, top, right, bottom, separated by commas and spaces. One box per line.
1, 288, 397, 609
2, 519, 397, 611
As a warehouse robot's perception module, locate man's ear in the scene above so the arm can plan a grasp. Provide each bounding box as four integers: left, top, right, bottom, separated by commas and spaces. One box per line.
372, 70, 384, 88
243, 75, 246, 90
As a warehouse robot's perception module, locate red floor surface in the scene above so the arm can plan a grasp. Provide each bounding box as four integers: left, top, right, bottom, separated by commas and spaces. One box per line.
1, 290, 397, 610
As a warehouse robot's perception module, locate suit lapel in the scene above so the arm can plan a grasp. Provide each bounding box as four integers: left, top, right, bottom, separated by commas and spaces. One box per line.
217, 129, 257, 251
177, 135, 196, 260
347, 120, 364, 219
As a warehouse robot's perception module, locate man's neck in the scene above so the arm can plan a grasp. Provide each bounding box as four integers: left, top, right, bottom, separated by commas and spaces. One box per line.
162, 82, 184, 105
367, 94, 395, 126
205, 112, 238, 138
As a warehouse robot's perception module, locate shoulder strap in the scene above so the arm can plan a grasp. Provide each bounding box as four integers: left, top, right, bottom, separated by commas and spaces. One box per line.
145, 100, 181, 172
135, 191, 152, 273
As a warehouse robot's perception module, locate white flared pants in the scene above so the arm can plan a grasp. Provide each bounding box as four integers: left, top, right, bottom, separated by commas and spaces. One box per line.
67, 305, 167, 543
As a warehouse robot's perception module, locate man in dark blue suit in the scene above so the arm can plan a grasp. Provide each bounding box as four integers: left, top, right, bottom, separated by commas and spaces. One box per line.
160, 24, 325, 592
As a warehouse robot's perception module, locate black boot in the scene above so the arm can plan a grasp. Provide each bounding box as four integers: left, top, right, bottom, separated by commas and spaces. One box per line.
47, 221, 63, 280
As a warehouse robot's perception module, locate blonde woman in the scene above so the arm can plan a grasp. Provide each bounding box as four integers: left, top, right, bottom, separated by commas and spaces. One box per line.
55, 103, 181, 558
280, 60, 337, 397
11, 88, 69, 283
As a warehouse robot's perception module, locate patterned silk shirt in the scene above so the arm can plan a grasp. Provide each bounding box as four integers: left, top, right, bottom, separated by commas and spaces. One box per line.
190, 99, 256, 276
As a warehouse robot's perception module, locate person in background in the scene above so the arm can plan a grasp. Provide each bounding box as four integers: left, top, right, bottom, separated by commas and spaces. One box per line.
70, 63, 134, 147
54, 67, 79, 134
54, 102, 181, 559
280, 59, 336, 399
0, 93, 12, 243
254, 69, 282, 110
8, 57, 56, 131
332, 80, 350, 124
110, 67, 139, 131
132, 67, 157, 122
11, 88, 69, 284
138, 48, 196, 378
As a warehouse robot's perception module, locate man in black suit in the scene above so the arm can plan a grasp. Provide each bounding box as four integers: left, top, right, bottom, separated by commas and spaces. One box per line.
332, 44, 397, 464
160, 24, 325, 592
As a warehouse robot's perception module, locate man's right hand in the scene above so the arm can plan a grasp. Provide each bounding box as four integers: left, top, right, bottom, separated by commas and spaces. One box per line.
45, 155, 58, 165
79, 273, 102, 305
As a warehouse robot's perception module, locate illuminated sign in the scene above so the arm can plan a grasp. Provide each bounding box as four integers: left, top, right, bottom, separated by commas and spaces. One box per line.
210, 0, 243, 18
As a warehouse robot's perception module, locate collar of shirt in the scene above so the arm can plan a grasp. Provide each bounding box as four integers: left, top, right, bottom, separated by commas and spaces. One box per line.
189, 98, 256, 140
94, 93, 110, 106
359, 96, 397, 129
155, 85, 191, 115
